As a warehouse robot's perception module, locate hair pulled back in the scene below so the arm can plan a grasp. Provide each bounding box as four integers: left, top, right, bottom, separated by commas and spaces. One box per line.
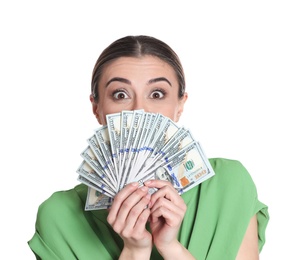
91, 35, 186, 101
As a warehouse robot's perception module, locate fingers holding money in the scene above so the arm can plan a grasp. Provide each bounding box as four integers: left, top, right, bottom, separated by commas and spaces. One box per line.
143, 179, 186, 249
144, 179, 187, 224
107, 182, 151, 237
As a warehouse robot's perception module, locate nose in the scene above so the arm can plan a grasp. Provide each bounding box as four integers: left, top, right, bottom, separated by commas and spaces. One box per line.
132, 98, 146, 111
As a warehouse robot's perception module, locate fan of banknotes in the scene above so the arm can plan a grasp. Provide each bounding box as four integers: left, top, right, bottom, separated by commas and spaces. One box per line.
76, 110, 215, 210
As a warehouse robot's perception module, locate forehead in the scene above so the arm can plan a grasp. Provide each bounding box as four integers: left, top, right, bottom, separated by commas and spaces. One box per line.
102, 55, 177, 78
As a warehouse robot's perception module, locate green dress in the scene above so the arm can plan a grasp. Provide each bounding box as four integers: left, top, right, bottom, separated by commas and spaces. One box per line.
28, 158, 269, 260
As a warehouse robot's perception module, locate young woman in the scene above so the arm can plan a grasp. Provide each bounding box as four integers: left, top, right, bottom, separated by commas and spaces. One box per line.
28, 35, 269, 259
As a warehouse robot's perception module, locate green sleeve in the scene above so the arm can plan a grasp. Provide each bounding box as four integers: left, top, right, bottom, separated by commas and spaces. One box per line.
28, 187, 119, 260
180, 158, 269, 259
28, 231, 60, 260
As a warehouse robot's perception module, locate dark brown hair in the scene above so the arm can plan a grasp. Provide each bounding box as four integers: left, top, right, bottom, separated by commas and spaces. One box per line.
91, 35, 186, 102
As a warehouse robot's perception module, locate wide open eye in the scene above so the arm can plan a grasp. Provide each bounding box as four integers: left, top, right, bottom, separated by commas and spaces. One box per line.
150, 89, 166, 99
112, 90, 129, 100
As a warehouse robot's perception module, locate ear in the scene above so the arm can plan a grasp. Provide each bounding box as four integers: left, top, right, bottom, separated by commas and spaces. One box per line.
176, 92, 188, 122
89, 94, 97, 116
90, 94, 103, 125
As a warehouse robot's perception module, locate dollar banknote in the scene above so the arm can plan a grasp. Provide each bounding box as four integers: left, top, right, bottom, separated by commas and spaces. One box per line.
77, 110, 215, 210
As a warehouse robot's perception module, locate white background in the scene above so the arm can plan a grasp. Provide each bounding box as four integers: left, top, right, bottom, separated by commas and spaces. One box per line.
1, 1, 300, 259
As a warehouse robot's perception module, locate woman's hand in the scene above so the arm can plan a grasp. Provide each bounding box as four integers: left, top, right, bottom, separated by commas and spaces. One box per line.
107, 182, 152, 259
144, 179, 191, 259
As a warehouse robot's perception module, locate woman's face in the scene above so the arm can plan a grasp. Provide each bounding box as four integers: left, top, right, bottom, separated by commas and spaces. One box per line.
90, 55, 187, 125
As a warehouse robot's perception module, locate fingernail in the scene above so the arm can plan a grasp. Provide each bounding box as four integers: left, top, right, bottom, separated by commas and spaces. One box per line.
140, 186, 148, 191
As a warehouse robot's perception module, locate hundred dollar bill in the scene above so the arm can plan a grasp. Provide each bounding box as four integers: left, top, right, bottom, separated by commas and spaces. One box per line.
132, 117, 180, 177
77, 175, 116, 199
131, 113, 166, 177
152, 128, 195, 165
77, 161, 116, 196
87, 134, 117, 186
130, 112, 156, 167
120, 110, 146, 189
166, 141, 214, 193
106, 112, 122, 182
85, 187, 113, 210
149, 116, 179, 151
144, 113, 166, 149
119, 110, 133, 175
134, 141, 215, 194
80, 146, 117, 193
94, 126, 115, 177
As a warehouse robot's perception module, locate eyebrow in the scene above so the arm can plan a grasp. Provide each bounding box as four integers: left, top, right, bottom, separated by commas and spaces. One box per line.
105, 77, 172, 87
148, 77, 172, 86
106, 77, 131, 87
